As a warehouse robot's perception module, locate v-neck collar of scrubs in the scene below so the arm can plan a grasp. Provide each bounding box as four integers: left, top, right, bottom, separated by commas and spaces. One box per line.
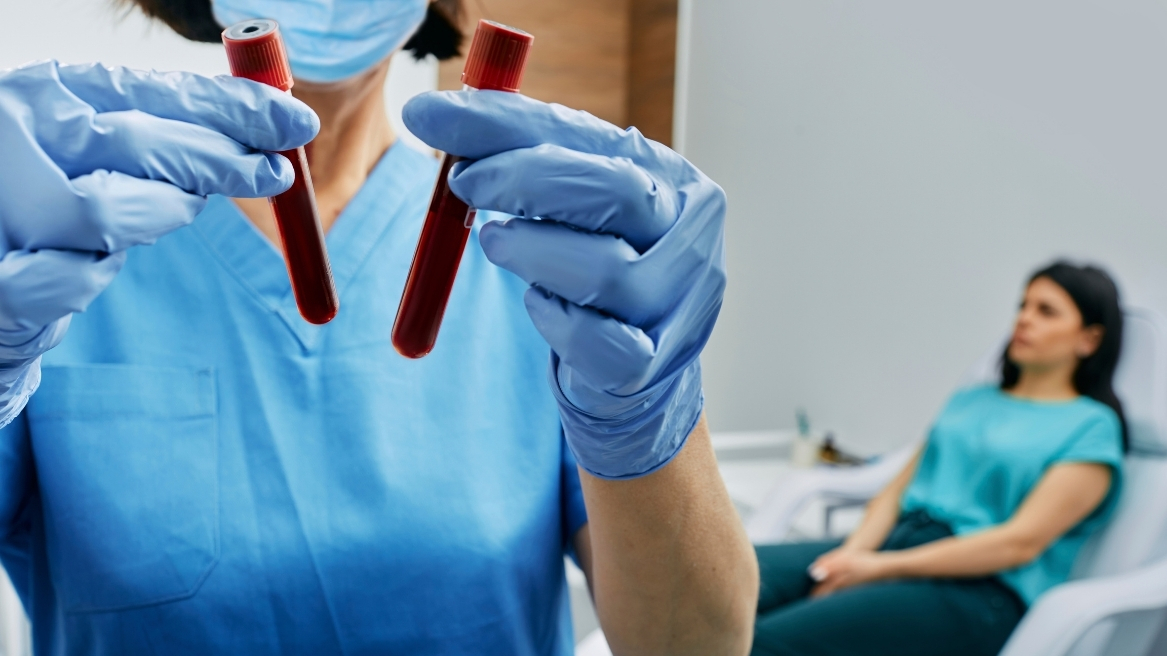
192, 141, 437, 352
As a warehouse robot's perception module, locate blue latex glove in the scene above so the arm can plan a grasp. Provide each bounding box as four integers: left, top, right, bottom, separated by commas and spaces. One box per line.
0, 61, 319, 427
404, 91, 727, 479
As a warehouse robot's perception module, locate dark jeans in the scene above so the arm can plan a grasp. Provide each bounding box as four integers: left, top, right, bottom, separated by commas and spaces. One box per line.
752, 511, 1026, 656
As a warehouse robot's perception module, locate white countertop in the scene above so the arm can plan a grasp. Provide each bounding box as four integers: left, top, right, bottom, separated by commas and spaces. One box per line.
712, 430, 797, 520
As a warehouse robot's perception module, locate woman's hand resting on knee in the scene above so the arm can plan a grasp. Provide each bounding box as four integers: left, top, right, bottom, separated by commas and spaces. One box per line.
806, 450, 924, 598
808, 547, 889, 598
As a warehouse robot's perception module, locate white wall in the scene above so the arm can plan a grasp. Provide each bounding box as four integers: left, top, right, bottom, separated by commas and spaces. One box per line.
680, 0, 1167, 452
0, 0, 437, 152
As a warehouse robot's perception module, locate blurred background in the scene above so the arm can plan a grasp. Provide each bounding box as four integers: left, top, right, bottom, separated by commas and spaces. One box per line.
3, 0, 1167, 653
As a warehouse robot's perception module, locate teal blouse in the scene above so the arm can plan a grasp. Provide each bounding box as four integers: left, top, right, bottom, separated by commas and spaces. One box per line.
901, 385, 1123, 605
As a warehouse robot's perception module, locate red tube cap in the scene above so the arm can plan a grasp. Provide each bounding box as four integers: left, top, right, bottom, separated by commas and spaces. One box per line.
222, 19, 294, 92
461, 20, 533, 92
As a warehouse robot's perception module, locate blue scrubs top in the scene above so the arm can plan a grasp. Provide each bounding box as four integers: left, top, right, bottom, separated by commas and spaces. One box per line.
0, 143, 588, 655
902, 385, 1123, 605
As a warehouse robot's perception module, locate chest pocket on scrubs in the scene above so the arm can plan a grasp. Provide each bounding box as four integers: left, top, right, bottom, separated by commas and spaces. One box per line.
26, 364, 219, 613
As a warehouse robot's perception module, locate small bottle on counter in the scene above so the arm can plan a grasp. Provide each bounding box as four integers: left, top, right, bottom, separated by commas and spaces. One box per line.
790, 407, 822, 468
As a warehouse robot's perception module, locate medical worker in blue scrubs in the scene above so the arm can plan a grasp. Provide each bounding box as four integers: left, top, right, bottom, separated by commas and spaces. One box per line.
0, 0, 759, 653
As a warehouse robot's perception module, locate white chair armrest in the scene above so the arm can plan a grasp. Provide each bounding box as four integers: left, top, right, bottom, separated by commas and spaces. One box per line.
998, 556, 1167, 656
0, 568, 29, 656
575, 628, 612, 656
745, 443, 918, 543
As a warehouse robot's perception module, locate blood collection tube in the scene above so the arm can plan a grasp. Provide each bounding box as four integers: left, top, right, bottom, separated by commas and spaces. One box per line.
392, 20, 533, 358
222, 19, 339, 325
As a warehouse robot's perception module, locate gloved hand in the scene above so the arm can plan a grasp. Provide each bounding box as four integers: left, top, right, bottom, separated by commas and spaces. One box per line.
0, 60, 319, 427
404, 91, 727, 480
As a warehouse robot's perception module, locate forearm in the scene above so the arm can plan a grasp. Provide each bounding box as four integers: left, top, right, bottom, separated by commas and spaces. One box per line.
843, 449, 920, 552
881, 525, 1037, 580
877, 463, 1113, 582
580, 415, 758, 656
842, 493, 900, 552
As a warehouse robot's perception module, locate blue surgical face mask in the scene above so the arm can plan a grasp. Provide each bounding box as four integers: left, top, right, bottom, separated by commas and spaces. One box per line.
212, 0, 429, 83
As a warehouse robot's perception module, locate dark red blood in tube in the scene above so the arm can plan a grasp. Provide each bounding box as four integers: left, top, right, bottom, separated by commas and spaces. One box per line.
222, 19, 339, 325
392, 154, 475, 358
392, 20, 533, 358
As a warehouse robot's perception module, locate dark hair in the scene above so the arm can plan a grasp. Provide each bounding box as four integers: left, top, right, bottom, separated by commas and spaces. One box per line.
1001, 261, 1128, 450
120, 0, 465, 60
402, 1, 464, 61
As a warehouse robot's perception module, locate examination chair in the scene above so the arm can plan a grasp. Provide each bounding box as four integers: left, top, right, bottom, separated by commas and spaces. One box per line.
747, 307, 1167, 656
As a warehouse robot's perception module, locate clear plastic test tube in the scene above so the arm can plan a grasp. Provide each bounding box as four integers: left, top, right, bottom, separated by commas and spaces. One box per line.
391, 20, 534, 358
222, 19, 340, 325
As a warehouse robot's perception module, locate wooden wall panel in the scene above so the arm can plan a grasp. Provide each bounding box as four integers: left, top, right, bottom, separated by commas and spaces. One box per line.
439, 0, 631, 126
627, 0, 677, 146
438, 0, 676, 145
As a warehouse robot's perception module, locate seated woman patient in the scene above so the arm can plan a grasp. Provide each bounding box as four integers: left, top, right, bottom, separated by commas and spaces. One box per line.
752, 261, 1127, 656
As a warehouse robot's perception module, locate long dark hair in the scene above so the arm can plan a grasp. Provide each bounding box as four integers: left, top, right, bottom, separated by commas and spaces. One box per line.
1001, 261, 1128, 450
120, 0, 466, 61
